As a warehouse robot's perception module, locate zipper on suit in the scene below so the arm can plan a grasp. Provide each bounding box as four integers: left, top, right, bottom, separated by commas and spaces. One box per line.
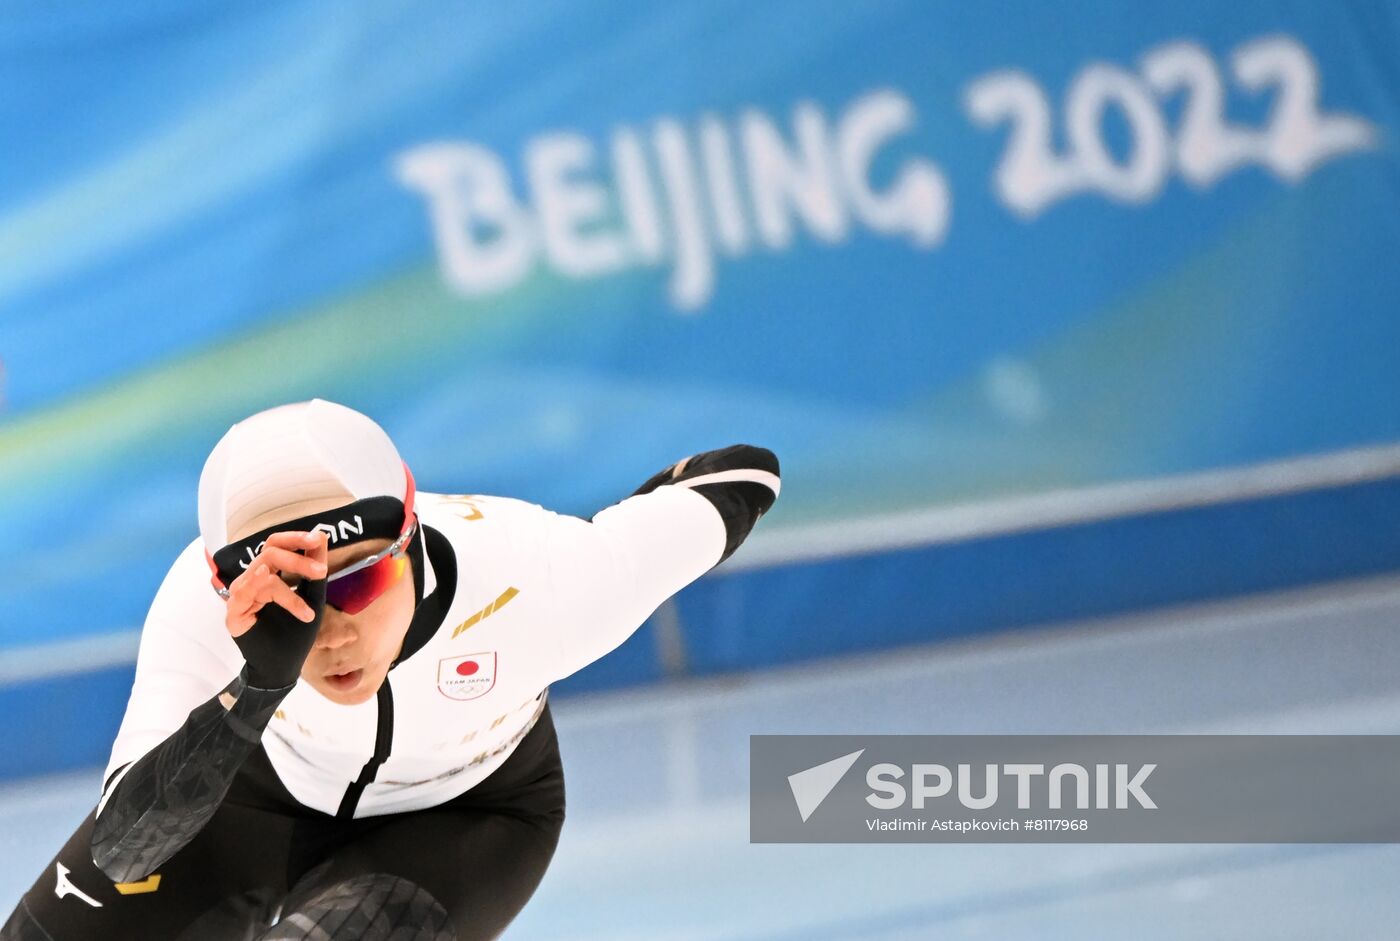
335, 681, 395, 819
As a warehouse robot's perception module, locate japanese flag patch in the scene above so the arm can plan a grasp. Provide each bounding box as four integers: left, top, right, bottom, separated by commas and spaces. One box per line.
437, 652, 497, 701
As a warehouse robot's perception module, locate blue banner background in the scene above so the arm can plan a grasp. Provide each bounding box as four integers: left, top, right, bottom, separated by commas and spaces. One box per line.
1, 1, 1398, 696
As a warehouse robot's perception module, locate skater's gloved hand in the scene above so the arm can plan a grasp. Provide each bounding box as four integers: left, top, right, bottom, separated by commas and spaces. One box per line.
632, 445, 779, 500
629, 444, 780, 564
222, 531, 329, 690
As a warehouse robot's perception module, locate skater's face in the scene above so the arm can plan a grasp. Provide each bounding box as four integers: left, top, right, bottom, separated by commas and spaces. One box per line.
301, 536, 416, 705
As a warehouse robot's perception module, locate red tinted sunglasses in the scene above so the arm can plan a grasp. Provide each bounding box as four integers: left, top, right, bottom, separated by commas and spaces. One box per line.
324, 522, 416, 614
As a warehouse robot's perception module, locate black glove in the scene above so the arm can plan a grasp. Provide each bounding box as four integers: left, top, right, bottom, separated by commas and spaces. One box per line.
231, 574, 327, 690
631, 444, 780, 563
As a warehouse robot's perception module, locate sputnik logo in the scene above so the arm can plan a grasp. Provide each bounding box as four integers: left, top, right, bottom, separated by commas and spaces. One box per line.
787, 749, 865, 823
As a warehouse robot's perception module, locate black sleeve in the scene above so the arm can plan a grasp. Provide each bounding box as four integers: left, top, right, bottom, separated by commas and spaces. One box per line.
630, 444, 780, 565
89, 667, 291, 883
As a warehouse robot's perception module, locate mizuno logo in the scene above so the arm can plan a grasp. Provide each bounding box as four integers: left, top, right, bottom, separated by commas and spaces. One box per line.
54, 863, 102, 908
239, 515, 365, 568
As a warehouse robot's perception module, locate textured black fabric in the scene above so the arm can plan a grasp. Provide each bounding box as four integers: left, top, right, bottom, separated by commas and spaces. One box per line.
90, 670, 293, 883
0, 901, 49, 941
5, 703, 564, 941
259, 873, 454, 940
232, 574, 326, 691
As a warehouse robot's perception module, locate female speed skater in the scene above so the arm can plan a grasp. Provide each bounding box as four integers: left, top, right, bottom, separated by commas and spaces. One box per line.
2, 398, 780, 940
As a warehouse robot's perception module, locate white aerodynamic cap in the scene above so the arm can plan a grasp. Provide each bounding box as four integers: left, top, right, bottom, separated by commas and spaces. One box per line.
198, 399, 408, 549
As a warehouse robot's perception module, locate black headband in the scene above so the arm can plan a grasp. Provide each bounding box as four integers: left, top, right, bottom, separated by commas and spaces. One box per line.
208, 495, 409, 591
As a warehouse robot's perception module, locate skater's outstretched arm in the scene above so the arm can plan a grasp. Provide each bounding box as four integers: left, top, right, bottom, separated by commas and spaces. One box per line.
539, 444, 780, 680
627, 444, 781, 564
